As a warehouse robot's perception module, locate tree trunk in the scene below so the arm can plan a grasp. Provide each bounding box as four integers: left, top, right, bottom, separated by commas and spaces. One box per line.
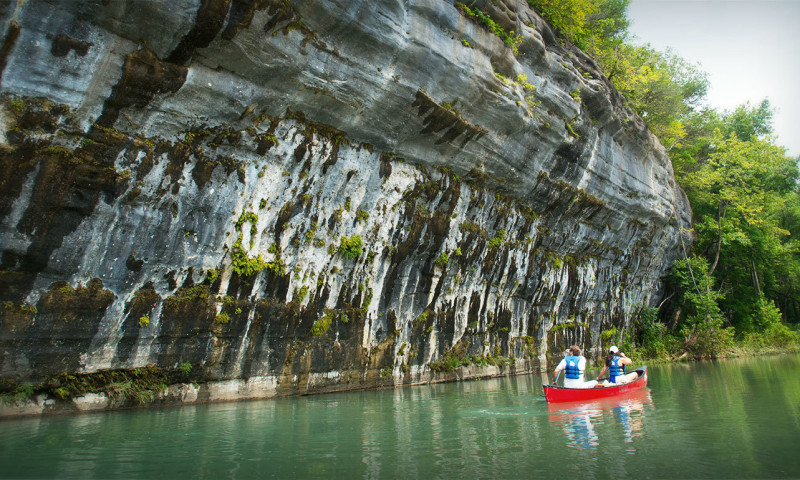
751, 258, 762, 296
669, 307, 681, 332
708, 201, 727, 277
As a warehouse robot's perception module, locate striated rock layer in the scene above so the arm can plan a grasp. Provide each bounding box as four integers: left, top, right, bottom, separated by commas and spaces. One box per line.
0, 0, 689, 413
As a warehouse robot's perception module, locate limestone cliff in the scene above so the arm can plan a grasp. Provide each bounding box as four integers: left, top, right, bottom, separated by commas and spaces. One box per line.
0, 0, 689, 414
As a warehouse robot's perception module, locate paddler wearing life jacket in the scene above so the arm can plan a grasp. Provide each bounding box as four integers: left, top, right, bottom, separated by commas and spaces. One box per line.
596, 345, 638, 385
552, 345, 599, 389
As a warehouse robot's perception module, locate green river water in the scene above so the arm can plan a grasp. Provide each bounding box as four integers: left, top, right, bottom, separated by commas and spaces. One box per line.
1, 354, 799, 479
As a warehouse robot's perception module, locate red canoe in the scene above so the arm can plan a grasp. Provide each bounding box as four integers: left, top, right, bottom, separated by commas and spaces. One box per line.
543, 366, 648, 403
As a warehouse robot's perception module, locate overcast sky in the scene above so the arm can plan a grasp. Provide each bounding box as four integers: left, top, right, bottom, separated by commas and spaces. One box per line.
626, 0, 800, 157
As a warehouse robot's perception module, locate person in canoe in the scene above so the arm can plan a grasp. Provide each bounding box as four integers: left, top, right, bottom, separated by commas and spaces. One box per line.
552, 345, 598, 388
596, 346, 638, 385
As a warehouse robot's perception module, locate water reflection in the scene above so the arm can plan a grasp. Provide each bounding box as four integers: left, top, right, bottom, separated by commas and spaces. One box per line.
3, 356, 800, 479
547, 389, 653, 454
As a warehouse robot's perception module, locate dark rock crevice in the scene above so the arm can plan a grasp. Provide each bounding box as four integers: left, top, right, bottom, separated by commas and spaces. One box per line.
95, 48, 188, 129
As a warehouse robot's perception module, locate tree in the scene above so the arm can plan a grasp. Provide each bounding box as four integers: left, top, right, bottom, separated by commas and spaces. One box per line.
670, 256, 733, 358
722, 99, 774, 142
526, 0, 599, 49
682, 130, 798, 330
669, 107, 722, 181
604, 45, 707, 149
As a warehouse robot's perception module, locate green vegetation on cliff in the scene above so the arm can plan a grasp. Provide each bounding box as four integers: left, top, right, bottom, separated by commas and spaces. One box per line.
529, 0, 707, 149
455, 3, 524, 53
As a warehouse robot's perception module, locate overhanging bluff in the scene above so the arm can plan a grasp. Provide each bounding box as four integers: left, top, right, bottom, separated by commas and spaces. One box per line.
0, 0, 690, 414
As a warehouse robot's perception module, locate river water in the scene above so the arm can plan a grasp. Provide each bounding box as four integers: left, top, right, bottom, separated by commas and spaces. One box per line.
1, 354, 799, 479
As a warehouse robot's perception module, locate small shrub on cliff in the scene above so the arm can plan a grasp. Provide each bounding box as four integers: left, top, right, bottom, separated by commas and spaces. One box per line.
454, 3, 523, 53
0, 383, 34, 405
429, 353, 470, 372
6, 97, 25, 116
231, 236, 267, 276
304, 222, 318, 245
206, 268, 219, 282
296, 285, 309, 304
53, 387, 70, 400
339, 234, 363, 260
311, 315, 332, 336
565, 121, 579, 138
599, 327, 617, 342
235, 212, 259, 238
138, 315, 150, 327
173, 285, 210, 302
215, 313, 231, 324
517, 74, 536, 92
488, 229, 506, 248
44, 366, 167, 406
2, 302, 36, 315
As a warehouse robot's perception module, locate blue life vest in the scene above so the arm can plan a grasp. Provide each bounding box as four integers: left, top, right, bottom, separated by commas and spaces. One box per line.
564, 355, 582, 379
609, 356, 625, 383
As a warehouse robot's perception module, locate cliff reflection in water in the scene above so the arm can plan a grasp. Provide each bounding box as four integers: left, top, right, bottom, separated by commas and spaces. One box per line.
547, 389, 653, 453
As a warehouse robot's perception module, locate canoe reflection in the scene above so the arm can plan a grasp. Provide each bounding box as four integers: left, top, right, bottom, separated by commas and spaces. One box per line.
547, 389, 653, 451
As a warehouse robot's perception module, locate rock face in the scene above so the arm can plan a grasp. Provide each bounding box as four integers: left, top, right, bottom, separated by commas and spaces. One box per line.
0, 0, 689, 409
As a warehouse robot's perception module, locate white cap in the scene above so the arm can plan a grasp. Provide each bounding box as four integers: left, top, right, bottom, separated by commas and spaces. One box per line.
609, 345, 619, 353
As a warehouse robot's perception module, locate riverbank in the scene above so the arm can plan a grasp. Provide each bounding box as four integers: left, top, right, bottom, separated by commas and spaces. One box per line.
5, 339, 798, 419
0, 359, 541, 419
614, 339, 800, 368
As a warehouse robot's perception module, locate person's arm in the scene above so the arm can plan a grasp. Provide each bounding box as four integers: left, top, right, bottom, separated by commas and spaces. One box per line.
553, 358, 566, 383
596, 365, 608, 381
619, 353, 633, 366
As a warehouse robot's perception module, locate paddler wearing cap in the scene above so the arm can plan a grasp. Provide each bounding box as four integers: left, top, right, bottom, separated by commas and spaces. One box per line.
596, 346, 638, 385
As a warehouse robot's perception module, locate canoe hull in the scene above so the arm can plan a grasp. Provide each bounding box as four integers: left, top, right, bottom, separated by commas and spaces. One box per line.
543, 366, 648, 403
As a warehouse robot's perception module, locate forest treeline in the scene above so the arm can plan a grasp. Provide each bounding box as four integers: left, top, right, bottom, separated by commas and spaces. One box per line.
526, 0, 800, 358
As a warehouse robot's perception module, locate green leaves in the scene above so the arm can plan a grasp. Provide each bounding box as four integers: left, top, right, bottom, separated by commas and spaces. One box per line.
672, 104, 800, 331
311, 315, 332, 336
339, 234, 363, 260
455, 3, 523, 53
687, 131, 795, 235
671, 256, 734, 358
526, 0, 707, 150
526, 0, 600, 49
606, 45, 708, 148
722, 99, 774, 142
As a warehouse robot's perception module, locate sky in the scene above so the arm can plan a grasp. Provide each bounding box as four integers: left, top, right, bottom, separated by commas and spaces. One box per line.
626, 0, 800, 157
